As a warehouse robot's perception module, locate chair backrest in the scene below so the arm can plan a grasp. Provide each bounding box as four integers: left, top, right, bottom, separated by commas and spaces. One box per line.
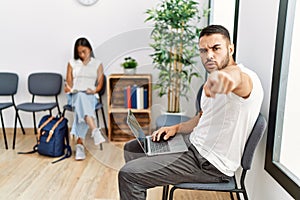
28, 72, 62, 96
0, 72, 18, 96
241, 113, 267, 170
195, 84, 204, 114
98, 75, 106, 96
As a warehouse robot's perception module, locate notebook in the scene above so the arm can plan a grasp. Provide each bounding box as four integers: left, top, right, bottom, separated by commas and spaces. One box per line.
126, 109, 188, 156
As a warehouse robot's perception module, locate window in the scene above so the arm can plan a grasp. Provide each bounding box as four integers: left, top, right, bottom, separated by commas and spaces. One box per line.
265, 0, 300, 198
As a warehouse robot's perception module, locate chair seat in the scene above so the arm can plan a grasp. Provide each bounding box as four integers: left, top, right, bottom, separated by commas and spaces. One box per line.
95, 103, 103, 110
174, 176, 236, 191
63, 104, 74, 112
156, 114, 191, 129
17, 102, 58, 112
64, 104, 103, 111
0, 102, 13, 110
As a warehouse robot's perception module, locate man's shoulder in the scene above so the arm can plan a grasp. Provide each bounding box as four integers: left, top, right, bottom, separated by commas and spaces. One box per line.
238, 63, 261, 80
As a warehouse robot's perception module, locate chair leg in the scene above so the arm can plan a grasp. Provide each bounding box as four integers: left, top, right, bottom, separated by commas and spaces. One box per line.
33, 112, 37, 135
62, 108, 66, 117
16, 110, 25, 135
230, 192, 235, 200
95, 111, 103, 151
95, 110, 100, 127
162, 185, 169, 200
168, 186, 177, 200
13, 111, 19, 149
100, 107, 108, 136
0, 112, 8, 149
242, 191, 248, 200
236, 192, 241, 200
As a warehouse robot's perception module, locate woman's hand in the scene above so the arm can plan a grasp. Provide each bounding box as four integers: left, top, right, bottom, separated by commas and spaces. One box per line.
64, 81, 72, 93
86, 88, 96, 94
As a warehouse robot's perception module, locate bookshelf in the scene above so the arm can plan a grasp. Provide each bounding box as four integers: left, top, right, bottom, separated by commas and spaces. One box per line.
107, 74, 152, 142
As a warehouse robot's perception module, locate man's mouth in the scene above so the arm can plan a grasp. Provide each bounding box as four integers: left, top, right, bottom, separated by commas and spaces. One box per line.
205, 61, 216, 68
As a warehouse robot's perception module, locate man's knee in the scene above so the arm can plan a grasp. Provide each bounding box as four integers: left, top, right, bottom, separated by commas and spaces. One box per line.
118, 164, 134, 186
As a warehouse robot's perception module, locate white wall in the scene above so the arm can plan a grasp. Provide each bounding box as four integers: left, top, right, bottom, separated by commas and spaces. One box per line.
0, 0, 208, 129
237, 0, 294, 199
0, 0, 297, 199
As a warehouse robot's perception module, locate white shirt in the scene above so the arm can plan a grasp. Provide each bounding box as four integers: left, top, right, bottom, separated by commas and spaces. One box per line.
69, 57, 102, 91
189, 64, 264, 176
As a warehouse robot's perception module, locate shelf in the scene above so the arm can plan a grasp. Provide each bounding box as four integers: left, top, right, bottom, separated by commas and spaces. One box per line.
107, 74, 152, 142
108, 108, 151, 113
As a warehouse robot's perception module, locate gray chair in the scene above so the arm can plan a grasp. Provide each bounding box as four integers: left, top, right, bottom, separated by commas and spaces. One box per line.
62, 75, 108, 150
0, 73, 25, 149
163, 113, 267, 200
13, 72, 62, 149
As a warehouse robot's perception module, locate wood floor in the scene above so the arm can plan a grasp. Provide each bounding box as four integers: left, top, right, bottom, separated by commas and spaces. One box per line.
0, 128, 234, 200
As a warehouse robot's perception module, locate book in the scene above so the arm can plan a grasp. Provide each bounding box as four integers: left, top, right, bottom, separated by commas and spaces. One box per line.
143, 88, 148, 109
123, 87, 127, 108
123, 85, 132, 108
131, 85, 137, 109
137, 87, 144, 109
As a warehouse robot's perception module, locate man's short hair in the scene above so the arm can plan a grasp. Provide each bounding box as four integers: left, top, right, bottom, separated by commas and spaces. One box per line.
199, 25, 231, 42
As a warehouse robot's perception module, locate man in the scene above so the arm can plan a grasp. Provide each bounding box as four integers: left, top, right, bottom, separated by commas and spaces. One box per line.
118, 25, 264, 200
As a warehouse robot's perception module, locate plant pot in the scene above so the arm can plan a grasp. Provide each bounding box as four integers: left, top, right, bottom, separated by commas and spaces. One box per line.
163, 110, 186, 116
124, 68, 136, 74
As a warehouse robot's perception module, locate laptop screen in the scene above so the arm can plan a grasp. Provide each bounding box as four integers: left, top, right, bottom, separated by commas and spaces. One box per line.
127, 109, 147, 147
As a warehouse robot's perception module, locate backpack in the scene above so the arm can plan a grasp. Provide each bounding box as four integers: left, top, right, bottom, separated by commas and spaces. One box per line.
18, 115, 72, 164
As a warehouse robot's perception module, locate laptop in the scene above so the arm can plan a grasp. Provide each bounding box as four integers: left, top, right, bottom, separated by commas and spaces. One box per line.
126, 109, 188, 156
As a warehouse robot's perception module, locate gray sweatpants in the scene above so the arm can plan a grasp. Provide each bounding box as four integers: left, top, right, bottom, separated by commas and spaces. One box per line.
118, 134, 230, 200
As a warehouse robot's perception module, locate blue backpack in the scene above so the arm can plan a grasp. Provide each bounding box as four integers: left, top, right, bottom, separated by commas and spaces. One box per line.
18, 115, 72, 164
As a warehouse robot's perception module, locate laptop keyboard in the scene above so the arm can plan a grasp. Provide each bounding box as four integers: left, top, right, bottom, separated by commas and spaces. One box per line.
149, 140, 170, 153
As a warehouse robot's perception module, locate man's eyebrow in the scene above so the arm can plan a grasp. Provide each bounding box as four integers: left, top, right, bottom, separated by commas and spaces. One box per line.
209, 44, 222, 48
199, 43, 222, 50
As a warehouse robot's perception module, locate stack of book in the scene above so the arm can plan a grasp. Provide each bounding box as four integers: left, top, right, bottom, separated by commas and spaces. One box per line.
124, 85, 148, 109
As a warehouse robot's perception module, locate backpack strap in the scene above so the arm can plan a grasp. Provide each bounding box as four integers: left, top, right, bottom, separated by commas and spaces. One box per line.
17, 144, 38, 155
46, 117, 64, 143
37, 116, 54, 142
51, 145, 72, 164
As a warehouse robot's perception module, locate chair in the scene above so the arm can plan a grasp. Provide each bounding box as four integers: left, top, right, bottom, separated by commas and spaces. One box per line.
13, 72, 62, 149
163, 113, 267, 200
62, 75, 108, 150
0, 73, 25, 149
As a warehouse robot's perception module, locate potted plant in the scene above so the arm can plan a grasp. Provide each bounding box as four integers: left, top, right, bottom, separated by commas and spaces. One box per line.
121, 56, 138, 74
145, 0, 208, 113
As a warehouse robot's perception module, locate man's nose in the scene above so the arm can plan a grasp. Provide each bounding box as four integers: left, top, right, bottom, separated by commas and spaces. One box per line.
207, 50, 214, 59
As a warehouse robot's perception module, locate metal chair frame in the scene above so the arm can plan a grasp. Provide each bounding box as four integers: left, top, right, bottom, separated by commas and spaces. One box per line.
13, 72, 62, 149
0, 72, 25, 149
163, 113, 267, 200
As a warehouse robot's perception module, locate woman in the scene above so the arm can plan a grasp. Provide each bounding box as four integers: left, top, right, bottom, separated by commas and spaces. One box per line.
64, 37, 106, 160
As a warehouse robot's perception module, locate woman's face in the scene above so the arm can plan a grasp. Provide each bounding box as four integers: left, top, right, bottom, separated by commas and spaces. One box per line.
77, 45, 91, 62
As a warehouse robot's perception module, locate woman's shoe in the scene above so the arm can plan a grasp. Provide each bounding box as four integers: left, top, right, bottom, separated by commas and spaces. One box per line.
75, 144, 86, 160
91, 128, 106, 145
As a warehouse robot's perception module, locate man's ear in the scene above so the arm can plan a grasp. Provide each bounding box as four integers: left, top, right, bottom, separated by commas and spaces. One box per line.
229, 43, 235, 56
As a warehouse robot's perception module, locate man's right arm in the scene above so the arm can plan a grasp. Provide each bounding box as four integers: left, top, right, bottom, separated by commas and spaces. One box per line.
152, 112, 202, 141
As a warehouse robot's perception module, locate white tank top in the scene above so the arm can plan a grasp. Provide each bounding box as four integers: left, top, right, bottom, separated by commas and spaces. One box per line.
189, 64, 264, 176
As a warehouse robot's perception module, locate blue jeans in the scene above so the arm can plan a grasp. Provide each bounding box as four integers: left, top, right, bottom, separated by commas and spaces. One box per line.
67, 92, 97, 139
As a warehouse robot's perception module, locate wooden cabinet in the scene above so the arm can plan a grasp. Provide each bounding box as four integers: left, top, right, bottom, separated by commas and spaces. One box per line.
107, 74, 152, 142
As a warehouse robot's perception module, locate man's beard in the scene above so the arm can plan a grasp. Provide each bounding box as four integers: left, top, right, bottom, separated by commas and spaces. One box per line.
219, 52, 230, 69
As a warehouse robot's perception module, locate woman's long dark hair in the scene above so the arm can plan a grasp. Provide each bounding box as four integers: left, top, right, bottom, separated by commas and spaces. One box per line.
73, 37, 95, 60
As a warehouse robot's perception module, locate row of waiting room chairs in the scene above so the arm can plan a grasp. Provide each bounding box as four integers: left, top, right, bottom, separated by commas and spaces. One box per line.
0, 72, 107, 150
